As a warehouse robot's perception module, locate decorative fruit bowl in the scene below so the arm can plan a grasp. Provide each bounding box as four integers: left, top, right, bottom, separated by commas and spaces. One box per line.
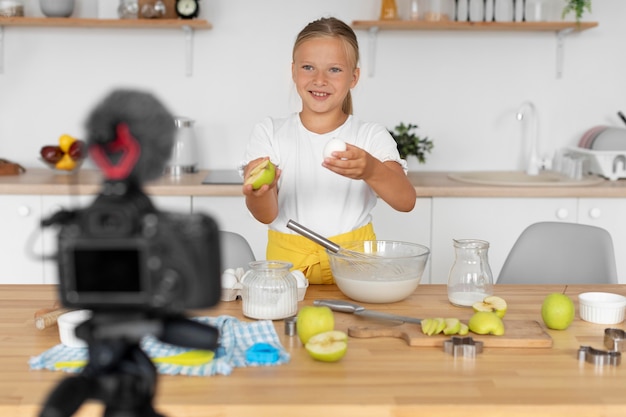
39, 134, 87, 173
327, 240, 430, 303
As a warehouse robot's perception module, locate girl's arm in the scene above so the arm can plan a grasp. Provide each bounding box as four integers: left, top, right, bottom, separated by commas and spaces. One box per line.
322, 144, 416, 212
243, 158, 281, 224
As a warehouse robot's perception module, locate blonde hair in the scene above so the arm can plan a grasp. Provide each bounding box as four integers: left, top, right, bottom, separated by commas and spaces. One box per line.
293, 17, 360, 115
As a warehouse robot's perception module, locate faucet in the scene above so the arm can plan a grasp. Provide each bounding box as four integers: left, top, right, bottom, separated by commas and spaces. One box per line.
516, 101, 542, 176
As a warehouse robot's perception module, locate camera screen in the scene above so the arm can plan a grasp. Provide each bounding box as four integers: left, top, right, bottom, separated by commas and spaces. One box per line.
73, 247, 142, 293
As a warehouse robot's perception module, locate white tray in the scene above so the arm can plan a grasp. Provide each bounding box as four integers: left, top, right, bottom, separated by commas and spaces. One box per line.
566, 147, 626, 181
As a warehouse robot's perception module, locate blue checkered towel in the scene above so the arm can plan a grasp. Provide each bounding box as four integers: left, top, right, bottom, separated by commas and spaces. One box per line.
29, 316, 289, 376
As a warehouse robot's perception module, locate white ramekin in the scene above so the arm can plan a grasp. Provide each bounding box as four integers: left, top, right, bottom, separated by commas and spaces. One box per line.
578, 292, 626, 324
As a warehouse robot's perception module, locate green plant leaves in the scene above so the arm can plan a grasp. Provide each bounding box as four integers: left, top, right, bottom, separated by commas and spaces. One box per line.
389, 122, 434, 163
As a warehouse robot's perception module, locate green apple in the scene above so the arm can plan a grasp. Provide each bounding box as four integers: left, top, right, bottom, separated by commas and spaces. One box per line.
541, 293, 575, 330
468, 311, 505, 335
244, 159, 276, 190
473, 295, 508, 318
296, 305, 335, 344
305, 330, 348, 362
458, 323, 469, 336
443, 318, 462, 335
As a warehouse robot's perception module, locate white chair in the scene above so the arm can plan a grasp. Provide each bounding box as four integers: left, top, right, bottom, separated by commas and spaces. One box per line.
219, 231, 256, 270
497, 222, 618, 284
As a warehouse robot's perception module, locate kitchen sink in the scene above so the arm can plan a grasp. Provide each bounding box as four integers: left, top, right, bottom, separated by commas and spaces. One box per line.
448, 171, 605, 187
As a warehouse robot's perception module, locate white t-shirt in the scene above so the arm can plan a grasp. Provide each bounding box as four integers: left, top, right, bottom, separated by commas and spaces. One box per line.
243, 113, 406, 237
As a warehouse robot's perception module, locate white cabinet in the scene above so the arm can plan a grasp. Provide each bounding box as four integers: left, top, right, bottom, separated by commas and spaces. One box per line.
430, 197, 578, 284
0, 195, 45, 284
371, 198, 432, 282
41, 195, 96, 284
192, 196, 268, 261
577, 198, 626, 283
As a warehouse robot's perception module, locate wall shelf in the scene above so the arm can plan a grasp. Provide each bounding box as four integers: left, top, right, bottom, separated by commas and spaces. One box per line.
352, 20, 599, 78
0, 17, 212, 76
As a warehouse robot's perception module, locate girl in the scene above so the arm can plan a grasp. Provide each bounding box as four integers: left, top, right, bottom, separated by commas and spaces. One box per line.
242, 17, 417, 284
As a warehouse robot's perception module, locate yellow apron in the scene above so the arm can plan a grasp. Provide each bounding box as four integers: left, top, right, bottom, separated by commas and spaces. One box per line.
267, 223, 376, 285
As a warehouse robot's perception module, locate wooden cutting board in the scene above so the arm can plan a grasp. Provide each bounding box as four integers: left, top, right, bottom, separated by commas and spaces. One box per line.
348, 320, 553, 348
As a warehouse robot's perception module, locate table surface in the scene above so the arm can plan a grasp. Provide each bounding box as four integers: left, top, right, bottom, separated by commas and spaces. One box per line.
2, 284, 626, 417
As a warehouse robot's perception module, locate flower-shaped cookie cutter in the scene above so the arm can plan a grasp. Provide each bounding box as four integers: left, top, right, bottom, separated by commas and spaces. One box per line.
443, 336, 484, 358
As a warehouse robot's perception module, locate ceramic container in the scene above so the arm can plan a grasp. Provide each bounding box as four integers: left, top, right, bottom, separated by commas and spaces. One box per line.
40, 0, 75, 17
578, 292, 626, 324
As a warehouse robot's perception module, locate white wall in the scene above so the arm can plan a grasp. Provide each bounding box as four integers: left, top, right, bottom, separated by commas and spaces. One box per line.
1, 0, 625, 173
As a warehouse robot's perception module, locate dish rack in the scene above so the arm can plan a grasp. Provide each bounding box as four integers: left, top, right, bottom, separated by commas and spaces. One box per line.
565, 147, 626, 181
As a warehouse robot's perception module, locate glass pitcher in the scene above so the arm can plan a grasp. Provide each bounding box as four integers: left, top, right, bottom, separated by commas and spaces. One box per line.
241, 261, 298, 320
447, 239, 494, 307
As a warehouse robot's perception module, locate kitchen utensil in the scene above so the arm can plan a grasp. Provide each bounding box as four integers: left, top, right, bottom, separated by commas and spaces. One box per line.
578, 345, 621, 367
348, 320, 553, 348
286, 219, 383, 262
604, 328, 626, 352
443, 336, 483, 357
327, 241, 430, 303
314, 299, 422, 324
166, 116, 198, 176
447, 239, 494, 307
54, 350, 215, 369
578, 292, 626, 324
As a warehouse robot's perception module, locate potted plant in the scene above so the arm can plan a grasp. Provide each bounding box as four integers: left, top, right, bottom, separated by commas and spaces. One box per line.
562, 0, 592, 23
389, 122, 433, 164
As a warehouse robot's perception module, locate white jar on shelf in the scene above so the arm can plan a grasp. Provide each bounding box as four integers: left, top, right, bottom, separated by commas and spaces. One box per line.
419, 0, 453, 22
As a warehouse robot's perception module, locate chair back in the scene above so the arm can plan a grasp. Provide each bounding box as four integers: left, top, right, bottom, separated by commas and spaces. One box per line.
497, 222, 618, 284
219, 231, 256, 270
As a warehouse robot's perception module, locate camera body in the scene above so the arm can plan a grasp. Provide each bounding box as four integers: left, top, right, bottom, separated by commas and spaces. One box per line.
55, 181, 221, 313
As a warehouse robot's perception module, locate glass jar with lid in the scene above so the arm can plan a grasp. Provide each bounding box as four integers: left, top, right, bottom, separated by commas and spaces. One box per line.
419, 0, 454, 21
241, 261, 298, 320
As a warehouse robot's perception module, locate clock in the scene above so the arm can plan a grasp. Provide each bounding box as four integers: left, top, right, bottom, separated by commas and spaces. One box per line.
176, 0, 199, 19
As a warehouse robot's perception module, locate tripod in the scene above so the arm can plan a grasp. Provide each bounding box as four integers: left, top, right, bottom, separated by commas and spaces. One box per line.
39, 311, 219, 417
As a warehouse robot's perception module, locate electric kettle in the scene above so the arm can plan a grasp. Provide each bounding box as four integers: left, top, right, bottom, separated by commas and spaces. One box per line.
166, 116, 198, 176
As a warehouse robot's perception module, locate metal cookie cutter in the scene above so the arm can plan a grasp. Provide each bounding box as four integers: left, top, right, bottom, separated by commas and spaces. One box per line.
578, 346, 621, 366
443, 336, 484, 358
604, 328, 626, 352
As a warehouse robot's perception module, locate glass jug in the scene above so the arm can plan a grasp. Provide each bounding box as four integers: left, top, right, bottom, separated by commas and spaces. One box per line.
241, 261, 298, 320
447, 239, 494, 307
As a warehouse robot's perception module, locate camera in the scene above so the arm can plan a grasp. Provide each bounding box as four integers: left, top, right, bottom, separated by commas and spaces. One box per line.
53, 181, 222, 313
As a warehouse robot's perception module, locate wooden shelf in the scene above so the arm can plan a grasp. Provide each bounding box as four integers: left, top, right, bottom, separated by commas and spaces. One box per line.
0, 17, 211, 76
351, 20, 599, 78
0, 17, 211, 29
352, 20, 598, 32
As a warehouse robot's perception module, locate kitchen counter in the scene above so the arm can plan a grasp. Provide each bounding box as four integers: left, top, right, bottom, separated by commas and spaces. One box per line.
2, 284, 626, 417
3, 168, 626, 197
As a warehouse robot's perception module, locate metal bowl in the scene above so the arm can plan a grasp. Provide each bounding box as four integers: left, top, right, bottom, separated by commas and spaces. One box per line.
327, 240, 430, 304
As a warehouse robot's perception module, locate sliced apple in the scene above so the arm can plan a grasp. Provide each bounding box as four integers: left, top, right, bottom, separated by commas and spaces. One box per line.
458, 323, 469, 336
472, 295, 508, 318
305, 330, 348, 362
244, 159, 276, 190
443, 318, 462, 335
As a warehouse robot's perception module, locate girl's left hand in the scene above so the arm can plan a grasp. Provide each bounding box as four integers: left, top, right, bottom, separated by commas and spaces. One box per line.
321, 143, 375, 180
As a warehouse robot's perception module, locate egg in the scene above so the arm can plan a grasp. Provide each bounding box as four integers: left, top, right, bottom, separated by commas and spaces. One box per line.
323, 138, 347, 159
221, 270, 238, 289
291, 270, 308, 288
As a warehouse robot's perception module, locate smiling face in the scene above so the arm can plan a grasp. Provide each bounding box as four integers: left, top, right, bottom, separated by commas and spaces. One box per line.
292, 36, 360, 128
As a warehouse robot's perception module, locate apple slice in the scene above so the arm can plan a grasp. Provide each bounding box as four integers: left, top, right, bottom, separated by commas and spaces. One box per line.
472, 295, 508, 318
443, 318, 462, 335
244, 159, 276, 190
305, 330, 348, 362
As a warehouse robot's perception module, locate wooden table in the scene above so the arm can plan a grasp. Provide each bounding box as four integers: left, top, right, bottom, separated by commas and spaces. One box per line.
2, 284, 626, 417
